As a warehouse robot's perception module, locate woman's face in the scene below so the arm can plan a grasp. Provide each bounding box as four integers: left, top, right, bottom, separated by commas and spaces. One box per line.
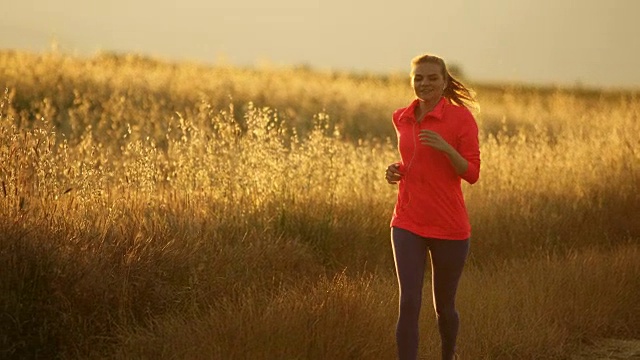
411, 62, 446, 103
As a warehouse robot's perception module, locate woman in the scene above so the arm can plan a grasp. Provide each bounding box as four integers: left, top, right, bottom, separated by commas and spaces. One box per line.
385, 54, 480, 360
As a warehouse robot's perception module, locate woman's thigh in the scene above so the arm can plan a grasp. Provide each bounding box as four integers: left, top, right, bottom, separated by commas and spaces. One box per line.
427, 239, 469, 309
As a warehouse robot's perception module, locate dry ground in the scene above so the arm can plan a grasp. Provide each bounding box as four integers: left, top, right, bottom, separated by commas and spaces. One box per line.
572, 339, 640, 360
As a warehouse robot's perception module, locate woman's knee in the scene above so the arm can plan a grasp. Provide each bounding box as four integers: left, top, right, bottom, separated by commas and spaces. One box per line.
399, 293, 423, 315
434, 305, 458, 321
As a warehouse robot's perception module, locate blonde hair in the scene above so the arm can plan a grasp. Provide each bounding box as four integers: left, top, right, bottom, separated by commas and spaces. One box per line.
411, 54, 478, 111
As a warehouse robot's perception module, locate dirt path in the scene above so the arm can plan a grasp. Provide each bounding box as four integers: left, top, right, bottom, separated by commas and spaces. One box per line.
571, 339, 640, 360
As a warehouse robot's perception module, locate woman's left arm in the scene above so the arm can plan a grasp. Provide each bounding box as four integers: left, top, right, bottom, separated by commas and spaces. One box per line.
454, 115, 480, 184
443, 145, 470, 177
418, 115, 480, 184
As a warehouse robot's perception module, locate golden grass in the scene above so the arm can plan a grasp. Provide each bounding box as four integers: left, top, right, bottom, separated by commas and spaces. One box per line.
0, 50, 638, 359
108, 245, 639, 360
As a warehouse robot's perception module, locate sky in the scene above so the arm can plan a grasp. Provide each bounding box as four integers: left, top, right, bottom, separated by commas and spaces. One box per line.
2, 0, 639, 89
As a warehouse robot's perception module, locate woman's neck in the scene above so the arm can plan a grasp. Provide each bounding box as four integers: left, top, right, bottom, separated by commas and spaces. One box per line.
415, 97, 439, 121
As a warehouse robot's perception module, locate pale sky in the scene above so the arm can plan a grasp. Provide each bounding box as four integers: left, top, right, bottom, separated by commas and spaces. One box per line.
2, 0, 639, 88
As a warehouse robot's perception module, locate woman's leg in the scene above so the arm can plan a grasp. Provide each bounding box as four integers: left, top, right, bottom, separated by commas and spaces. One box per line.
391, 227, 429, 360
427, 239, 469, 360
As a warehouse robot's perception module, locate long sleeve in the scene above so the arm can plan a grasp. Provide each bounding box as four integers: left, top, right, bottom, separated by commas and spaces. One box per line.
457, 113, 480, 184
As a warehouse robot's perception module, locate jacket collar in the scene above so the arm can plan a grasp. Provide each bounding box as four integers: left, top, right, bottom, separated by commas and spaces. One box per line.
399, 97, 447, 122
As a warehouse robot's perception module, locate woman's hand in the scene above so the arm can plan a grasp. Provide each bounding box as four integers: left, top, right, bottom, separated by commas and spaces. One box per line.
385, 163, 403, 184
419, 129, 469, 175
418, 129, 453, 153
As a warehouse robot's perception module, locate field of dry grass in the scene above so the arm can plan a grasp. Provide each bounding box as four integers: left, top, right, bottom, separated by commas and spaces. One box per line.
1, 50, 638, 359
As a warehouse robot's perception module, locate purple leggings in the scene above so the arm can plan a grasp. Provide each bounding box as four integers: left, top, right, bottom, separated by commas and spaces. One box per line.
391, 227, 469, 360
